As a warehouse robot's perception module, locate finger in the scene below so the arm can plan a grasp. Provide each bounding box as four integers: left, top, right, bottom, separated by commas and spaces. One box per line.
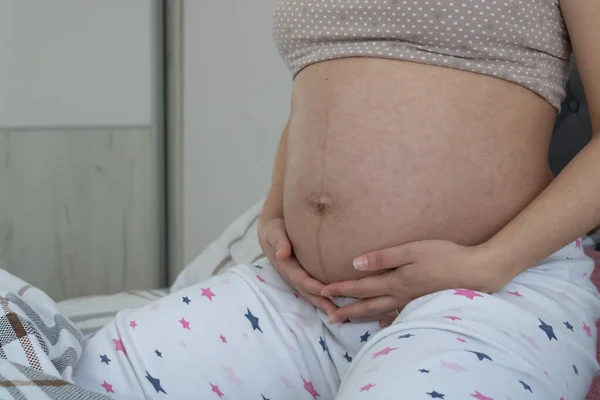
280, 258, 326, 296
321, 274, 393, 299
378, 318, 395, 328
304, 293, 338, 316
353, 243, 415, 271
328, 296, 396, 323
348, 309, 399, 323
265, 229, 292, 260
276, 241, 292, 260
377, 310, 400, 327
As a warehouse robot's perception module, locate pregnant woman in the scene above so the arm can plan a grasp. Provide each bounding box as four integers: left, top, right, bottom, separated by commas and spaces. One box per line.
72, 0, 600, 398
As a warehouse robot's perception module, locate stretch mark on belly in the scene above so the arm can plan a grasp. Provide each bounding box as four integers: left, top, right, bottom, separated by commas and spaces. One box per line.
315, 75, 332, 282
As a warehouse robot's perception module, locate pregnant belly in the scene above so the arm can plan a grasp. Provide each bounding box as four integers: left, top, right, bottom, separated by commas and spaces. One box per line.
282, 58, 555, 284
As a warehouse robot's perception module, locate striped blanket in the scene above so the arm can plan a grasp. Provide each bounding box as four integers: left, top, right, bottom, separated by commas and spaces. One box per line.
0, 269, 111, 400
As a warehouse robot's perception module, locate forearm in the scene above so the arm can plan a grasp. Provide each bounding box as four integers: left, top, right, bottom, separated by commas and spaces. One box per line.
484, 134, 600, 276
259, 119, 289, 224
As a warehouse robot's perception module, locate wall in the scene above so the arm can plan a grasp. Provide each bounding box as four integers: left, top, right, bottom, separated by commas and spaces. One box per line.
0, 0, 164, 300
181, 0, 292, 268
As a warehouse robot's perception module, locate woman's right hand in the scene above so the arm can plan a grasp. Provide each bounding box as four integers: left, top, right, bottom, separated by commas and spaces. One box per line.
259, 218, 338, 315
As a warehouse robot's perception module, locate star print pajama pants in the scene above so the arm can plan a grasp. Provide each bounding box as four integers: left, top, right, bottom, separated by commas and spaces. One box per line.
71, 240, 600, 400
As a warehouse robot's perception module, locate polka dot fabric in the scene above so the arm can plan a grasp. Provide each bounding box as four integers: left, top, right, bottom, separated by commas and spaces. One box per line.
273, 0, 572, 111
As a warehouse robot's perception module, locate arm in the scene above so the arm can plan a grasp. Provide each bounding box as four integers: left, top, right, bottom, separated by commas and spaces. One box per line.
258, 119, 289, 225
482, 0, 600, 279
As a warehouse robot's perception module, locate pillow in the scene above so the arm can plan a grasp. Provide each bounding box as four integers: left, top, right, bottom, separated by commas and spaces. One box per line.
170, 199, 265, 293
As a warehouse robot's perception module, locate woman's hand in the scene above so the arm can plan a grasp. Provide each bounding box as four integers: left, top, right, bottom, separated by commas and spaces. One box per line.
321, 239, 511, 327
258, 218, 337, 315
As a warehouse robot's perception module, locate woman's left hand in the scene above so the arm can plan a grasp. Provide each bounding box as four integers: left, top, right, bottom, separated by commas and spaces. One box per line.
320, 239, 514, 327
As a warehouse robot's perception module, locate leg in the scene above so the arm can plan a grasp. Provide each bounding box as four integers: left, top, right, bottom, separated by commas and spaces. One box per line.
335, 242, 600, 399
74, 260, 340, 399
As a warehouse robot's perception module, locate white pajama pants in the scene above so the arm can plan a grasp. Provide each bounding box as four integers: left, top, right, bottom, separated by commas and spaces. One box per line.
73, 241, 600, 399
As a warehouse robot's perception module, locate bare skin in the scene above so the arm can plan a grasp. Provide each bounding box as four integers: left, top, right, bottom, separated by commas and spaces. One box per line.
282, 57, 556, 284
259, 0, 600, 326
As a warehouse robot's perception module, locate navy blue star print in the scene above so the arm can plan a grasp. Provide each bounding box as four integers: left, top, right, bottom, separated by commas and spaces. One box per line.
182, 296, 191, 305
538, 319, 557, 341
261, 395, 269, 400
155, 349, 162, 358
100, 354, 111, 365
319, 336, 327, 351
419, 369, 430, 374
343, 352, 353, 362
245, 309, 262, 333
467, 350, 493, 361
426, 391, 445, 398
360, 331, 371, 342
145, 371, 167, 394
398, 333, 415, 339
573, 364, 579, 375
254, 264, 263, 269
564, 321, 574, 331
519, 380, 532, 393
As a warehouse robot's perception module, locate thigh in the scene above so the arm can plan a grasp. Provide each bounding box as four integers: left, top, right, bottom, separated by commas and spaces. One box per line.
75, 262, 338, 399
336, 244, 600, 400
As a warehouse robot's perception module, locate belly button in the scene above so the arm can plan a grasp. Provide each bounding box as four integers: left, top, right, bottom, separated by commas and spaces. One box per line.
308, 192, 334, 215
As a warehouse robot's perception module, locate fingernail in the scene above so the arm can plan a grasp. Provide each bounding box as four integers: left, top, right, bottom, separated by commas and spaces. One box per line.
353, 256, 368, 270
328, 316, 340, 324
275, 247, 283, 260
321, 289, 331, 297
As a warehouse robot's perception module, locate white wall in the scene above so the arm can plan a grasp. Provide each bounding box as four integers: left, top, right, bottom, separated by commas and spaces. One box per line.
0, 0, 163, 300
182, 0, 292, 265
0, 0, 152, 127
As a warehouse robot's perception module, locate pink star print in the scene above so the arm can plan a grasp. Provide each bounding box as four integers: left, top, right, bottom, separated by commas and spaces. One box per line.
507, 291, 523, 297
293, 292, 301, 299
281, 376, 292, 388
150, 303, 160, 311
558, 292, 573, 302
372, 346, 398, 359
129, 320, 137, 329
302, 375, 320, 400
256, 275, 266, 283
223, 366, 243, 388
576, 238, 582, 248
444, 316, 462, 321
113, 339, 127, 355
456, 337, 467, 343
560, 397, 565, 400
440, 360, 467, 373
360, 383, 376, 392
179, 317, 191, 330
521, 332, 538, 349
583, 323, 592, 337
454, 289, 484, 300
201, 287, 215, 301
219, 334, 227, 343
178, 340, 187, 348
365, 366, 380, 374
101, 381, 114, 393
471, 390, 493, 400
210, 383, 224, 398
222, 279, 231, 284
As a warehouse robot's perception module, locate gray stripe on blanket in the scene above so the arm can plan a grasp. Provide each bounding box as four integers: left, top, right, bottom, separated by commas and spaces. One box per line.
69, 311, 117, 324
6, 293, 83, 349
0, 371, 27, 400
13, 364, 111, 400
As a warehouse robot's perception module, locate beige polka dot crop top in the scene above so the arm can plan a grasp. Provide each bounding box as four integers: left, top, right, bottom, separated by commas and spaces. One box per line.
273, 0, 572, 111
